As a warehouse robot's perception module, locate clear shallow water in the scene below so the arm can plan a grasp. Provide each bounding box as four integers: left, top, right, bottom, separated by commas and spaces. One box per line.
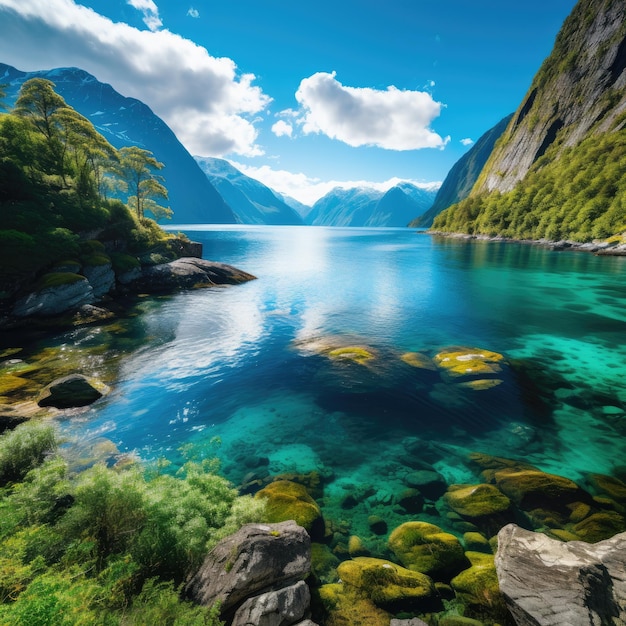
56, 226, 626, 534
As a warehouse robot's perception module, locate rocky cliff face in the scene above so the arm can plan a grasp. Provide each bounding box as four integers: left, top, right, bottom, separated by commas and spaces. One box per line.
473, 0, 626, 195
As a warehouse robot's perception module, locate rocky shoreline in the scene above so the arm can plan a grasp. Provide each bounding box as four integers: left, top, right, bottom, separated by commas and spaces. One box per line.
426, 231, 626, 256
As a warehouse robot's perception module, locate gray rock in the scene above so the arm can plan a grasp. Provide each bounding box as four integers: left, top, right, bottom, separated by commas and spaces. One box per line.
13, 277, 94, 317
82, 262, 115, 297
495, 523, 626, 626
126, 257, 256, 293
37, 374, 106, 409
390, 619, 429, 626
186, 521, 310, 615
231, 580, 310, 626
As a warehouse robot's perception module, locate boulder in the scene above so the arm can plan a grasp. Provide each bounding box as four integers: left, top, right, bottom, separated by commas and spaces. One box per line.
186, 521, 310, 615
495, 523, 626, 626
37, 374, 107, 409
230, 580, 310, 626
444, 483, 514, 535
255, 481, 324, 539
433, 347, 504, 381
336, 557, 440, 612
126, 258, 256, 293
13, 274, 94, 317
403, 469, 447, 500
82, 262, 115, 297
388, 521, 470, 581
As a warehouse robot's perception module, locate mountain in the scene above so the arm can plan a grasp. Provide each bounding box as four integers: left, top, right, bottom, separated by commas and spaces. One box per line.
432, 0, 626, 242
308, 184, 437, 227
0, 63, 237, 224
194, 157, 303, 225
410, 114, 513, 228
276, 193, 313, 221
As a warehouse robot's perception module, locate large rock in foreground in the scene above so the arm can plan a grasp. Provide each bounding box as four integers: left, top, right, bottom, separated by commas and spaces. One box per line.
495, 523, 626, 626
186, 521, 311, 618
37, 374, 107, 409
13, 274, 95, 317
126, 258, 256, 293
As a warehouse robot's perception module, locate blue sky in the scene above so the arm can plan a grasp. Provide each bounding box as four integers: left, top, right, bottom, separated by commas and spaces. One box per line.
0, 0, 577, 204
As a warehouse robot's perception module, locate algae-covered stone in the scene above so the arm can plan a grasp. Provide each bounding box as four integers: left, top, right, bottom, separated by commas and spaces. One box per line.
255, 480, 324, 538
444, 483, 514, 535
450, 551, 507, 622
397, 488, 424, 514
317, 583, 391, 626
388, 521, 469, 581
573, 511, 626, 543
467, 452, 538, 483
463, 532, 492, 554
37, 374, 107, 409
494, 469, 588, 511
337, 557, 439, 612
403, 469, 447, 500
348, 535, 369, 557
587, 473, 626, 503
458, 378, 503, 390
433, 347, 504, 381
327, 346, 375, 365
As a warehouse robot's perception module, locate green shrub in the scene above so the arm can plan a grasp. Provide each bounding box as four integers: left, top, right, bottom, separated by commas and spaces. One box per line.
0, 422, 58, 486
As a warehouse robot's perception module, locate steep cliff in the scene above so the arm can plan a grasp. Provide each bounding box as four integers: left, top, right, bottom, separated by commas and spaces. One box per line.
474, 0, 626, 195
433, 0, 626, 242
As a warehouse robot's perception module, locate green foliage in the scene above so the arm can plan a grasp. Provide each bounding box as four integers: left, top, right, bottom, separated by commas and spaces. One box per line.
0, 424, 263, 624
433, 128, 626, 242
0, 422, 58, 486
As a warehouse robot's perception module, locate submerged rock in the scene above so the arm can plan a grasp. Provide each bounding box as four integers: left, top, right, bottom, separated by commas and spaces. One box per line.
433, 347, 504, 381
37, 374, 107, 409
495, 523, 626, 626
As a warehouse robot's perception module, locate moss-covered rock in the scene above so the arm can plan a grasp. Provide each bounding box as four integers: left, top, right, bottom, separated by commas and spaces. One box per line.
467, 452, 539, 484
433, 347, 504, 381
327, 346, 375, 365
316, 583, 391, 626
37, 374, 108, 409
403, 469, 448, 500
444, 483, 514, 536
450, 551, 508, 623
401, 352, 437, 370
388, 521, 470, 581
348, 535, 370, 557
463, 532, 492, 554
587, 473, 626, 503
572, 511, 626, 542
255, 479, 324, 539
337, 556, 440, 612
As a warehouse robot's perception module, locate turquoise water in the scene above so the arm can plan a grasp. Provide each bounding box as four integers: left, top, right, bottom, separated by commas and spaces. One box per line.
58, 226, 626, 535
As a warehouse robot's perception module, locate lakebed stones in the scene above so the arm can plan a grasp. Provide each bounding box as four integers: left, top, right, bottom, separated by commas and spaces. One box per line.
495, 523, 626, 626
187, 520, 311, 620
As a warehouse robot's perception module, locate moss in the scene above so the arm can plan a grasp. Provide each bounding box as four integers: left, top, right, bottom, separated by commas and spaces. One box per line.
450, 551, 508, 622
573, 511, 626, 542
316, 583, 391, 626
388, 521, 470, 582
0, 374, 30, 395
81, 253, 111, 267
337, 557, 439, 612
434, 348, 504, 381
311, 542, 339, 585
327, 346, 374, 365
34, 272, 85, 292
445, 484, 512, 518
109, 252, 141, 274
462, 532, 492, 554
587, 474, 626, 503
348, 535, 369, 557
255, 479, 323, 538
458, 379, 503, 391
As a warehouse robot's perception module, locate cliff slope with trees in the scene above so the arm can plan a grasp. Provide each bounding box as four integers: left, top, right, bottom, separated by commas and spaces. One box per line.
432, 0, 626, 242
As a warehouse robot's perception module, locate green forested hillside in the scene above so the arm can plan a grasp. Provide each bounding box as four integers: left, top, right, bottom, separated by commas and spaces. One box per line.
432, 123, 626, 241
0, 78, 174, 299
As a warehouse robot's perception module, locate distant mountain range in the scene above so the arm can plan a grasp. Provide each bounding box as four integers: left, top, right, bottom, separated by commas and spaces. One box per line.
194, 157, 303, 225
307, 183, 437, 227
0, 64, 236, 224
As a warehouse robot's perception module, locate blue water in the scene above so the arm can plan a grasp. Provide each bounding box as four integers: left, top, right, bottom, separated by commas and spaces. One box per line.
59, 226, 626, 533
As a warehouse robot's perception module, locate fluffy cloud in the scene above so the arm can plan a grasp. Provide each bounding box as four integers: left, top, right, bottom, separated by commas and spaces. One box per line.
271, 120, 293, 137
460, 137, 474, 146
294, 72, 449, 150
127, 0, 162, 32
0, 0, 270, 156
231, 162, 440, 206
187, 7, 199, 18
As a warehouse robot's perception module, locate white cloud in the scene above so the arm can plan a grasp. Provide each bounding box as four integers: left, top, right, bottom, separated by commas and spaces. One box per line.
294, 71, 449, 151
272, 120, 293, 138
460, 137, 474, 146
187, 7, 199, 18
230, 161, 440, 206
0, 0, 271, 157
127, 0, 162, 31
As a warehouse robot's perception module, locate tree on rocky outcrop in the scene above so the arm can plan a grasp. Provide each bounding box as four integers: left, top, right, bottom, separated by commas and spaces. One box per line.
114, 146, 172, 221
